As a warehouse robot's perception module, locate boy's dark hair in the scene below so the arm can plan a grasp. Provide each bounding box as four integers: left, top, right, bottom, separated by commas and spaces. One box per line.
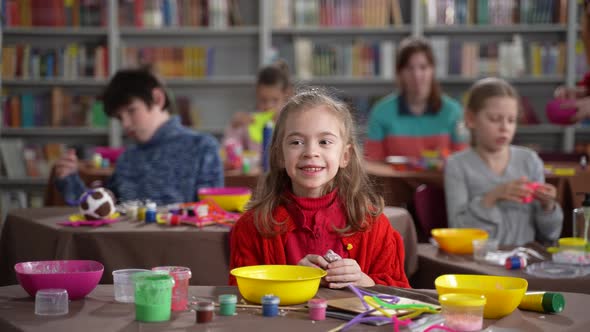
102, 68, 171, 117
256, 60, 291, 91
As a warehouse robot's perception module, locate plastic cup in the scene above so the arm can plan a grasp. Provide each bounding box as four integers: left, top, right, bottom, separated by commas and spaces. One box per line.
133, 272, 175, 322
439, 293, 486, 332
35, 289, 69, 316
112, 269, 150, 303
472, 238, 499, 262
151, 266, 192, 311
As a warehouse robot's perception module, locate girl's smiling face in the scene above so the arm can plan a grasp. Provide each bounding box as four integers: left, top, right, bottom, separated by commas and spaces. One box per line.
281, 105, 351, 197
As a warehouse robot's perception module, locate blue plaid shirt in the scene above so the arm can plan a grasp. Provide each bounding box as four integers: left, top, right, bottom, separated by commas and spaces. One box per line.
56, 116, 224, 205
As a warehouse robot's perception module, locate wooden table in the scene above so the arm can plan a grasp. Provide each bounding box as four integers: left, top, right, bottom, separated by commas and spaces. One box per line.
412, 243, 590, 294
0, 207, 418, 286
1, 284, 589, 331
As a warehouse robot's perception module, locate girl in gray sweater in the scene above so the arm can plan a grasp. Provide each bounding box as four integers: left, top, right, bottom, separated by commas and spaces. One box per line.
445, 78, 563, 246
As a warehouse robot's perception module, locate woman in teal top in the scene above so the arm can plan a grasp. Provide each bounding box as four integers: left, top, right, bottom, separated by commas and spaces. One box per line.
364, 37, 467, 175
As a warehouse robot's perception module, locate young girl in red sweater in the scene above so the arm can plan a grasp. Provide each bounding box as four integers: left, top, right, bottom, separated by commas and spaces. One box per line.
229, 88, 409, 288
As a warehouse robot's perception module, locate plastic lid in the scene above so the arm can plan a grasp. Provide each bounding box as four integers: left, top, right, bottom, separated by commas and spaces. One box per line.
151, 266, 192, 280
542, 293, 565, 313
218, 294, 238, 304
196, 301, 215, 311
308, 298, 328, 308
558, 237, 587, 248
439, 293, 486, 307
132, 272, 174, 288
145, 202, 157, 209
261, 295, 280, 305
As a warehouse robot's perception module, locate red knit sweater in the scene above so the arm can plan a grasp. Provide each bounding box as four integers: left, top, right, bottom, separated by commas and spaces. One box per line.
229, 199, 410, 288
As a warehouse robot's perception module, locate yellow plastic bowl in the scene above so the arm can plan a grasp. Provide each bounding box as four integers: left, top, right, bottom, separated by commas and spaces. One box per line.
431, 228, 489, 254
198, 187, 252, 212
230, 265, 327, 305
435, 274, 528, 319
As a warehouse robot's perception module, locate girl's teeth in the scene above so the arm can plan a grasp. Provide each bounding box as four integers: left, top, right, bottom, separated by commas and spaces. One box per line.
302, 167, 321, 171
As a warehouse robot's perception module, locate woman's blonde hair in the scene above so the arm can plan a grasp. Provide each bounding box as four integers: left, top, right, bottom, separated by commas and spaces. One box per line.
465, 77, 519, 146
248, 87, 384, 236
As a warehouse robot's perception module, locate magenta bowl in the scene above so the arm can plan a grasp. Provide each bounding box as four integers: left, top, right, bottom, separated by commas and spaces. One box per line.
15, 260, 104, 300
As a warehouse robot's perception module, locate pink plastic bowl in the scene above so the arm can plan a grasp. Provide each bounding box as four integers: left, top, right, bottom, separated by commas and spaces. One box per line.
15, 260, 104, 300
546, 99, 577, 125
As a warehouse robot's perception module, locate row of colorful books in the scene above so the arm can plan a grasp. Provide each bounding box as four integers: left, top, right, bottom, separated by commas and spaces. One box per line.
1, 88, 107, 128
273, 0, 404, 28
430, 36, 568, 78
118, 0, 243, 28
1, 43, 109, 80
292, 38, 396, 79
121, 46, 214, 78
2, 0, 105, 27
424, 0, 568, 26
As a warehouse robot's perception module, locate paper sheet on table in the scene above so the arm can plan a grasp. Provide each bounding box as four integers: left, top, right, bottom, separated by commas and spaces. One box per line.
327, 295, 440, 317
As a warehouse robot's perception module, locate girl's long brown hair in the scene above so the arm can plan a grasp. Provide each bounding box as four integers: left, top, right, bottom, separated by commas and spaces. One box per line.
248, 88, 384, 236
396, 37, 442, 112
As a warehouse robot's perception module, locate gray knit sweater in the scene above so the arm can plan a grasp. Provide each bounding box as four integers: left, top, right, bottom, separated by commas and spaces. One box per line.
444, 146, 563, 246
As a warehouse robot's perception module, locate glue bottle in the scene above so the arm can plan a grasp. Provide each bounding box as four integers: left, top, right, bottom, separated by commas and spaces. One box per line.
145, 202, 157, 223
518, 292, 565, 313
262, 121, 273, 172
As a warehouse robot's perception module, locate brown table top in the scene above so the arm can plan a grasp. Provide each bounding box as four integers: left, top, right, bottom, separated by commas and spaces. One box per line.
0, 284, 588, 331
412, 243, 590, 294
0, 207, 418, 287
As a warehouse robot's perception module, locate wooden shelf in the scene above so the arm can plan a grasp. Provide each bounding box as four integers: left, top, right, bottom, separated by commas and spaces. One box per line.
272, 26, 411, 35
296, 77, 394, 85
0, 177, 47, 186
424, 24, 567, 34
1, 127, 109, 137
439, 76, 564, 84
120, 26, 259, 37
164, 76, 256, 87
3, 27, 108, 37
2, 78, 108, 87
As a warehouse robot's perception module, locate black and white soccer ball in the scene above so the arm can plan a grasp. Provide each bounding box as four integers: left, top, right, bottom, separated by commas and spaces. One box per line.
79, 187, 116, 220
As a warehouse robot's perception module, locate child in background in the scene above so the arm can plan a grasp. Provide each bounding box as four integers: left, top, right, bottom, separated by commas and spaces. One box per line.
229, 88, 409, 288
222, 61, 292, 168
55, 68, 224, 205
445, 78, 563, 246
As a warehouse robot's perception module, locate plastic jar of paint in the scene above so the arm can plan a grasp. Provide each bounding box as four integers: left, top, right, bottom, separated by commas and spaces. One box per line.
151, 266, 192, 311
308, 298, 327, 321
518, 292, 565, 313
124, 201, 139, 221
137, 204, 147, 222
439, 293, 486, 332
218, 294, 237, 316
145, 202, 157, 223
133, 272, 175, 322
261, 295, 280, 317
505, 256, 527, 270
196, 301, 215, 323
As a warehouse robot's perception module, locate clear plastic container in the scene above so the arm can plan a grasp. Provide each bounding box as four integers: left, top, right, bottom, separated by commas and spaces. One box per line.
152, 266, 192, 311
439, 293, 486, 332
35, 289, 69, 316
112, 269, 150, 303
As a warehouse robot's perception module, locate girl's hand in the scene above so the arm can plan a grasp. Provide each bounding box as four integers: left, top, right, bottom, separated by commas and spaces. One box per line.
554, 85, 587, 99
533, 183, 557, 212
298, 254, 329, 269
324, 259, 375, 289
483, 177, 532, 207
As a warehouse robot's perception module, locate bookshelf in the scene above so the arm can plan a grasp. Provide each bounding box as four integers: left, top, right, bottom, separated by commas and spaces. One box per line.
1, 0, 589, 211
